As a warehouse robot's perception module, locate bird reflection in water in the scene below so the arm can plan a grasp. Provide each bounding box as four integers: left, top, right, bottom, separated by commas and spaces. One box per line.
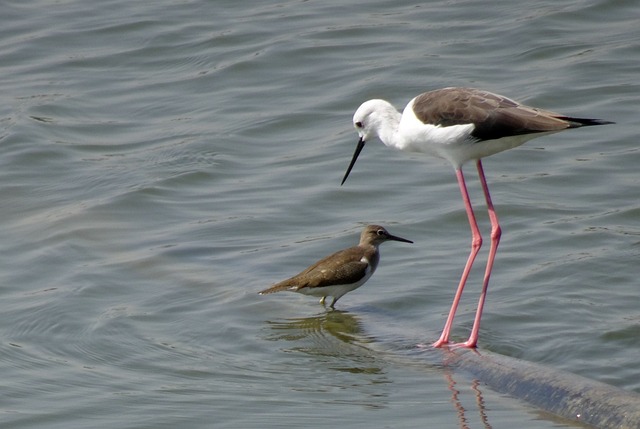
263, 310, 391, 410
264, 313, 498, 426
264, 310, 376, 358
444, 369, 493, 429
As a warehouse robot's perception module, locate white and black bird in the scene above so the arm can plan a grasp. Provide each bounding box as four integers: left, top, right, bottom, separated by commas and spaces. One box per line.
341, 87, 613, 348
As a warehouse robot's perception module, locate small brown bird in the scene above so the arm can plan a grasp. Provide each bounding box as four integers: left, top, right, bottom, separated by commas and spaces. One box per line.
258, 225, 413, 308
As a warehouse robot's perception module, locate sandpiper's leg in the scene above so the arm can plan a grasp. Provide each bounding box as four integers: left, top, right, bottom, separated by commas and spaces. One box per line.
329, 297, 338, 309
461, 160, 501, 348
433, 167, 483, 348
320, 296, 326, 306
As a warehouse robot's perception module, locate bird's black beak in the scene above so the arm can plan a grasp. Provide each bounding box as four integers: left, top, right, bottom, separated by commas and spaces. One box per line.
387, 233, 413, 244
341, 137, 366, 185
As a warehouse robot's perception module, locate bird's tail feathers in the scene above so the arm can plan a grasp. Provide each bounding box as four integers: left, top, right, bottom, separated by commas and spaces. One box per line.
560, 116, 615, 128
258, 280, 299, 295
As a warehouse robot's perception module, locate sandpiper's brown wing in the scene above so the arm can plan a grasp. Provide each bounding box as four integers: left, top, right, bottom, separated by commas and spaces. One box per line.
258, 247, 367, 294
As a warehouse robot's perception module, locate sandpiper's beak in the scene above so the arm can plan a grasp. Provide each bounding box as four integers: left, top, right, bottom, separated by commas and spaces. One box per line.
386, 233, 413, 244
341, 137, 366, 185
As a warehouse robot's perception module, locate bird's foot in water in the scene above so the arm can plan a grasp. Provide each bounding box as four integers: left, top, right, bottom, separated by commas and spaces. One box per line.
431, 338, 477, 349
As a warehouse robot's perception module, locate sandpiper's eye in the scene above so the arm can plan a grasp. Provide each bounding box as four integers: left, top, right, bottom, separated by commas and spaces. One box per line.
355, 121, 363, 129
376, 229, 385, 236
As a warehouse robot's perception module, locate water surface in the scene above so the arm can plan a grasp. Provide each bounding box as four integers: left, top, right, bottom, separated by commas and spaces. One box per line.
1, 0, 638, 428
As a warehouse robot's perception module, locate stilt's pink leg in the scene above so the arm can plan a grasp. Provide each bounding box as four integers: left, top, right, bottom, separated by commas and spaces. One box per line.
461, 160, 501, 348
432, 168, 483, 348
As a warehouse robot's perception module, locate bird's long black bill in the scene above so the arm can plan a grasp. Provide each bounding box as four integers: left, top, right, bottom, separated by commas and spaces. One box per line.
388, 234, 413, 244
341, 137, 366, 185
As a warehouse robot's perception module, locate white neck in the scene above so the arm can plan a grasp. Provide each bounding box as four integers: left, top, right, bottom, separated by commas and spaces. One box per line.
373, 104, 403, 148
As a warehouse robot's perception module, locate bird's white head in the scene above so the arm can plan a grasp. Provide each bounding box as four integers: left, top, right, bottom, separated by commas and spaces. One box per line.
342, 99, 401, 185
352, 99, 398, 143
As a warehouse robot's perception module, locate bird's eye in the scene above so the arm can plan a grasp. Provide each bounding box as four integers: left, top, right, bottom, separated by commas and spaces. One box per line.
376, 229, 385, 236
355, 121, 363, 129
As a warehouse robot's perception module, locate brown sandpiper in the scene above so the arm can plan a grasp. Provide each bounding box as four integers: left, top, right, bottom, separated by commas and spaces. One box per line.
258, 225, 413, 308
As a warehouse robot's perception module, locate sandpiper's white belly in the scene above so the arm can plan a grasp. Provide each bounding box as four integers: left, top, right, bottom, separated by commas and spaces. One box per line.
298, 257, 374, 300
297, 280, 368, 300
